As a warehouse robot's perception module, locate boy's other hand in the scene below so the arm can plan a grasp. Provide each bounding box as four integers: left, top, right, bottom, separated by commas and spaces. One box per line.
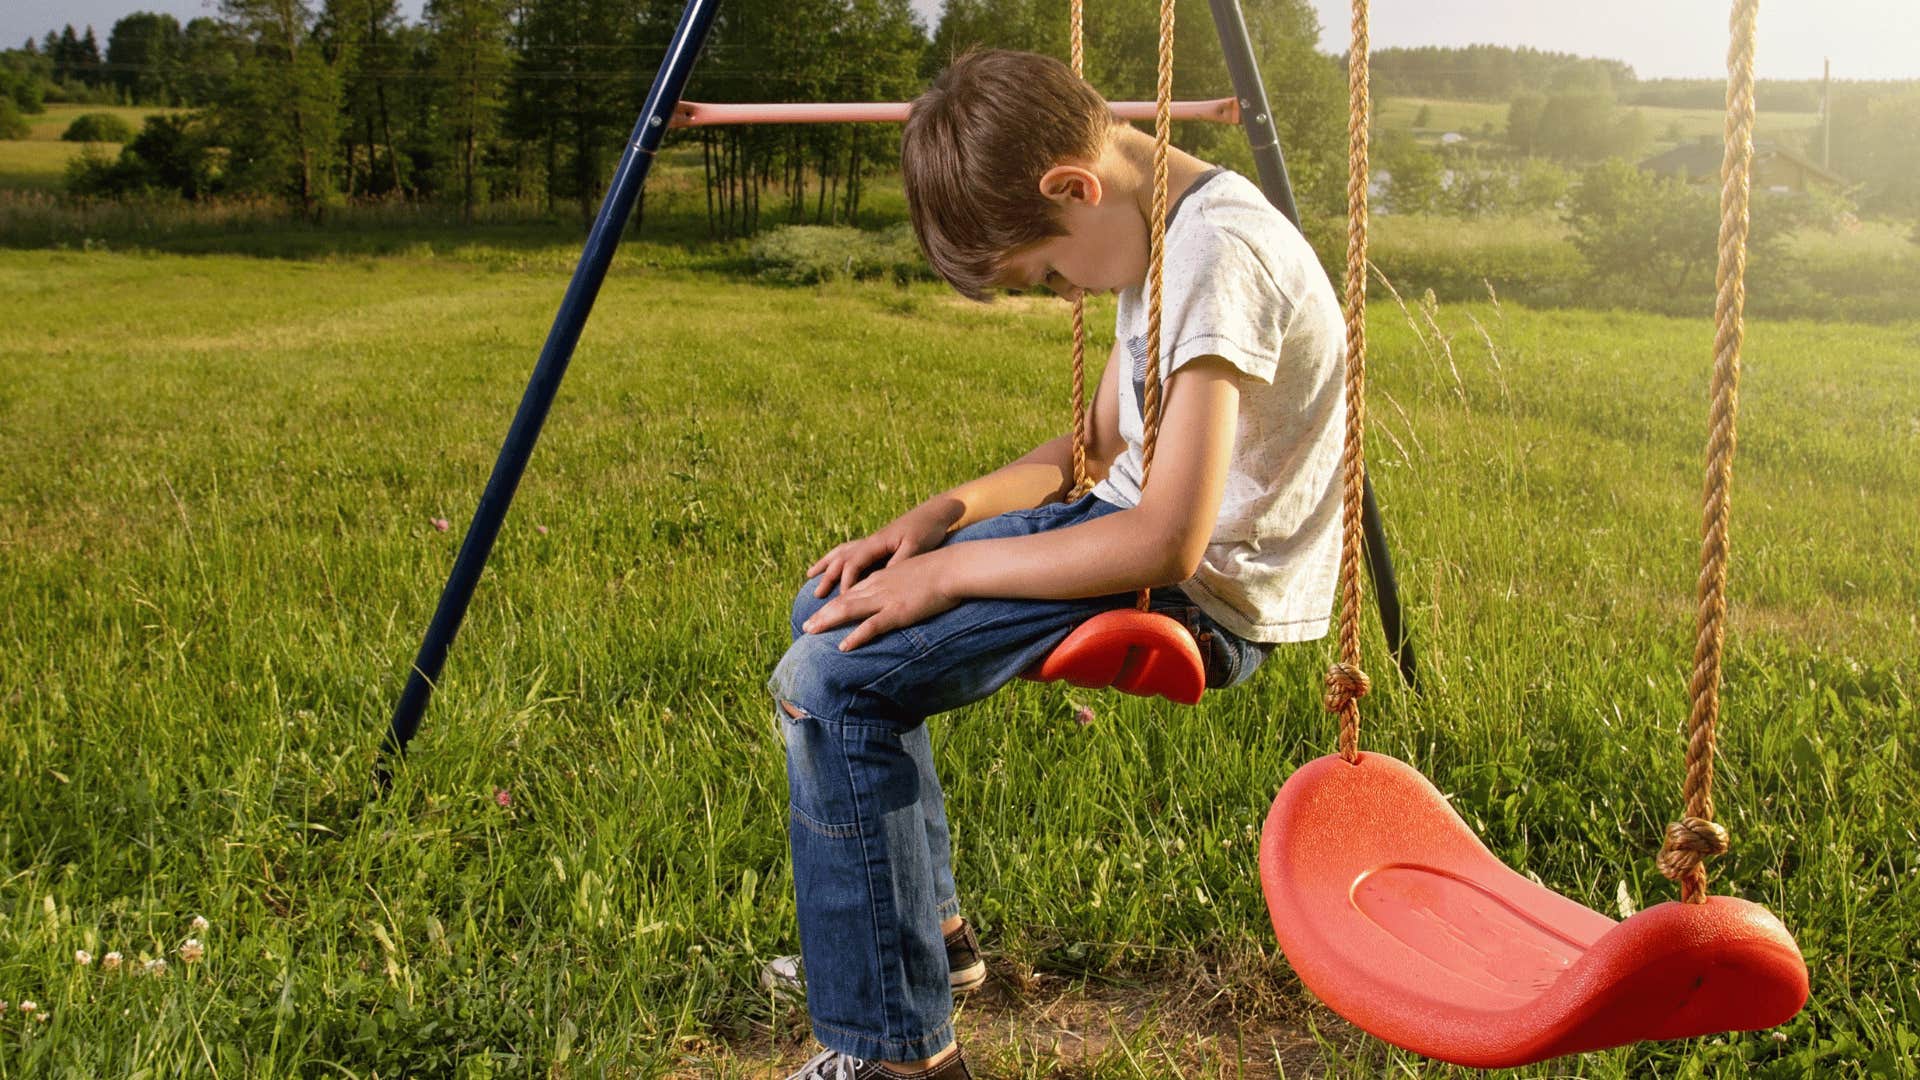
808, 500, 960, 599
802, 549, 961, 652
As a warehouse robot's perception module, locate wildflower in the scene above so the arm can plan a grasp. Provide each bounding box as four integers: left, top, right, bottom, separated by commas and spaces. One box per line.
102, 951, 123, 971
494, 788, 512, 808
1074, 704, 1095, 727
0, 1001, 8, 1012
143, 958, 168, 976
1771, 1032, 1788, 1043
17, 1001, 35, 1014
536, 524, 549, 536
431, 517, 451, 532
190, 914, 210, 933
179, 939, 204, 964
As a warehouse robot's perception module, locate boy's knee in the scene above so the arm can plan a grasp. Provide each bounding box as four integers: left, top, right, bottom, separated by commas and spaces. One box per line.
789, 574, 833, 640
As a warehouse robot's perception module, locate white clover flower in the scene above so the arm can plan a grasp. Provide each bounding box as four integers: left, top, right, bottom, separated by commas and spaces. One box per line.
76, 949, 93, 966
102, 951, 123, 971
0, 1000, 9, 1013
189, 915, 210, 933
179, 939, 204, 963
18, 1000, 35, 1013
143, 958, 168, 976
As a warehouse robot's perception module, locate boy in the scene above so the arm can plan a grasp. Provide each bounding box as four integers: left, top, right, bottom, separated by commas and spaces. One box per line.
770, 47, 1345, 1078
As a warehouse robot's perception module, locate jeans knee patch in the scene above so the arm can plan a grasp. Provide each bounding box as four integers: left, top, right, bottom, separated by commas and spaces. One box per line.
778, 698, 863, 838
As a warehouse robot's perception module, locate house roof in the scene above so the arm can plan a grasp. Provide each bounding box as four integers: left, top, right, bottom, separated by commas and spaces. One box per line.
1639, 139, 1847, 186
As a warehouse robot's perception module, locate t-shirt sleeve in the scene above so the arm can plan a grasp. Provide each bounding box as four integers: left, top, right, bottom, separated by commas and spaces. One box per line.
1158, 224, 1290, 386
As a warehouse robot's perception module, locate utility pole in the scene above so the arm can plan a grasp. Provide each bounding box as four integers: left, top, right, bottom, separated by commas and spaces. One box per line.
1821, 57, 1831, 170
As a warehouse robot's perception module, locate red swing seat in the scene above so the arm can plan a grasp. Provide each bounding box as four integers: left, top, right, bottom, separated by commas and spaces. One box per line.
1259, 752, 1808, 1069
1022, 608, 1207, 705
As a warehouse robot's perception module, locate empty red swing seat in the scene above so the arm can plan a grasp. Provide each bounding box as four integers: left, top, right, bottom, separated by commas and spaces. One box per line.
1259, 752, 1808, 1069
1022, 608, 1207, 705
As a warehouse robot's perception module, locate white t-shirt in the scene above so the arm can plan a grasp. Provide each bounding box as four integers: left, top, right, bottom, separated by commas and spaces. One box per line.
1090, 167, 1345, 644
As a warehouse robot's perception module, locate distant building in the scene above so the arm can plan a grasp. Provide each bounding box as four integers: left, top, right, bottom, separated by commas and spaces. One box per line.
1638, 138, 1845, 196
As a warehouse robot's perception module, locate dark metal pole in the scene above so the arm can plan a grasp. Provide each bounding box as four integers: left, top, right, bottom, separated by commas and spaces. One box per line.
380, 0, 723, 774
1208, 0, 1416, 689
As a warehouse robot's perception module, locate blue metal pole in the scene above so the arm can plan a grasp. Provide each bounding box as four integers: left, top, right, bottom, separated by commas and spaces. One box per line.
381, 0, 723, 774
1209, 0, 1416, 690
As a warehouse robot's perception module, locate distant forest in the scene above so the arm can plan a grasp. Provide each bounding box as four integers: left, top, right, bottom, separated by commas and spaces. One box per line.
2, 12, 1916, 220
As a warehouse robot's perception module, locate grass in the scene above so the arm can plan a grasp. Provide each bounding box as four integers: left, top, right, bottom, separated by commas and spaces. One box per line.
0, 237, 1916, 1076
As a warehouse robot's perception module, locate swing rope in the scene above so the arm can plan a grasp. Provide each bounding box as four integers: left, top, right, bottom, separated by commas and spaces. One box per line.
1325, 0, 1372, 761
1133, 0, 1174, 614
1067, 0, 1094, 501
1065, 0, 1175, 614
1658, 0, 1761, 906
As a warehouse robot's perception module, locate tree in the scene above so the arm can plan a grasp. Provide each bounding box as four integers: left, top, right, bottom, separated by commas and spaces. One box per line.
505, 0, 649, 223
216, 0, 347, 215
176, 18, 242, 106
1506, 91, 1544, 155
1378, 130, 1441, 214
1815, 87, 1920, 217
107, 13, 184, 104
426, 0, 510, 219
1536, 91, 1613, 160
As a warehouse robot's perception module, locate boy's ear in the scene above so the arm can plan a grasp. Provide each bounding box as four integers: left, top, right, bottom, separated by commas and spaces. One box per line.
1038, 164, 1102, 207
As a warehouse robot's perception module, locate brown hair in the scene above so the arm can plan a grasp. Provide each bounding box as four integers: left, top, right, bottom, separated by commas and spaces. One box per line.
902, 48, 1119, 302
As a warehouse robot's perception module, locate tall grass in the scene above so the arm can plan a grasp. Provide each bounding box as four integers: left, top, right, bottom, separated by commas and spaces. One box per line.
0, 242, 1916, 1076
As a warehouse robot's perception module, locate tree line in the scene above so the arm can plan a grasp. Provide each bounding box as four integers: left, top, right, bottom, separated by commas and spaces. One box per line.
2, 0, 1347, 231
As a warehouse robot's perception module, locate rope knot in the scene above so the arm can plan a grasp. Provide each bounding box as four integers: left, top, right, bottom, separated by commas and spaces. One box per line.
1322, 662, 1371, 714
1657, 816, 1730, 901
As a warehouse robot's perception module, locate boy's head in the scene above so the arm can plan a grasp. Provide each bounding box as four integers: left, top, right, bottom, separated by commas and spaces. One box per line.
903, 48, 1125, 302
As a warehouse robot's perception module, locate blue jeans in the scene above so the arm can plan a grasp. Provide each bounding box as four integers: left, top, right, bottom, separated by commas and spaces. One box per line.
769, 492, 1269, 1060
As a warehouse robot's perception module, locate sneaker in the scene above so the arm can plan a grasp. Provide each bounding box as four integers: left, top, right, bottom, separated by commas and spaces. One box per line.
762, 919, 988, 1000
783, 1046, 974, 1080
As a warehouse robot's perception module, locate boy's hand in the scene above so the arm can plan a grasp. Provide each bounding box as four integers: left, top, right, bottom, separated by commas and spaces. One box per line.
802, 549, 959, 652
808, 500, 959, 599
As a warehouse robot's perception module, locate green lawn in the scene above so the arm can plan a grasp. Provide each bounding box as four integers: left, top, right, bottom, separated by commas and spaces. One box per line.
0, 245, 1915, 1076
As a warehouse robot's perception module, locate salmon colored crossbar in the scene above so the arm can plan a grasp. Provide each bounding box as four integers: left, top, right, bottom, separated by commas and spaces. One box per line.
668, 98, 1240, 128
1259, 753, 1809, 1068
1021, 608, 1206, 706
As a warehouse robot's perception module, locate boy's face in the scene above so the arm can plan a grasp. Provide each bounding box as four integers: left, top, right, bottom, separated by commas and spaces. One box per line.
993, 162, 1147, 302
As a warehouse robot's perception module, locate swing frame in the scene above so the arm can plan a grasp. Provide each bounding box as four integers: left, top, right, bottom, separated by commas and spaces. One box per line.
380, 0, 1416, 766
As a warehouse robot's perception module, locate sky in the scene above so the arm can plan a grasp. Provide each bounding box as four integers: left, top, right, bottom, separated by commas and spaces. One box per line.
9, 0, 1917, 82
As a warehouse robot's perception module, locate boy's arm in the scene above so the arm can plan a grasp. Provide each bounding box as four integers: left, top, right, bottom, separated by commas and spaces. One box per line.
805, 357, 1239, 651
920, 337, 1126, 534
942, 355, 1238, 597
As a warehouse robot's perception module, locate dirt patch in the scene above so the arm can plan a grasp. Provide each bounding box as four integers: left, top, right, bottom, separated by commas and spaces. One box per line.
668, 951, 1356, 1078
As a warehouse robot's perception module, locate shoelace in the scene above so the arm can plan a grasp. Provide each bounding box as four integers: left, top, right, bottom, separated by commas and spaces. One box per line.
793, 1049, 867, 1080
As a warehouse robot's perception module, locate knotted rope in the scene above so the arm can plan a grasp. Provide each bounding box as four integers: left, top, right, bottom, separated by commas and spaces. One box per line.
1326, 0, 1373, 761
1659, 0, 1761, 905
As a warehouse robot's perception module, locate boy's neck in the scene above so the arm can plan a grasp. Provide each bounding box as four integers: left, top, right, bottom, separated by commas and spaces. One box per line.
1106, 123, 1216, 224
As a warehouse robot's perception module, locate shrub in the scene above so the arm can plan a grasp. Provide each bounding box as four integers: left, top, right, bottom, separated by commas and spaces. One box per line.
62, 112, 135, 143
64, 115, 215, 199
748, 223, 932, 286
0, 98, 29, 140
1565, 158, 1819, 308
